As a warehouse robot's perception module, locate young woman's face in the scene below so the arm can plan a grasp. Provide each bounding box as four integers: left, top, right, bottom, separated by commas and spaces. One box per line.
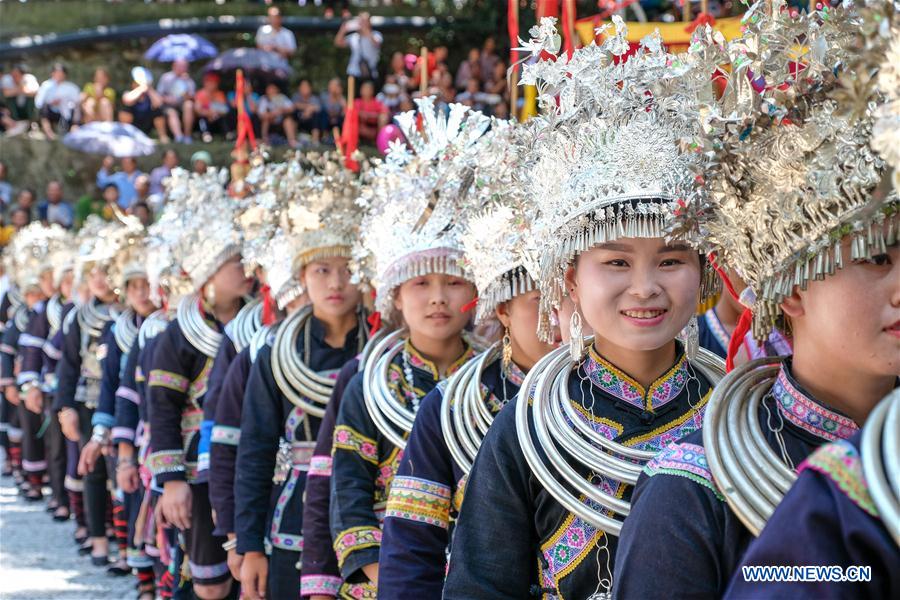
300, 257, 361, 321
59, 270, 74, 300
39, 269, 55, 298
782, 238, 900, 378
88, 265, 112, 300
208, 255, 253, 305
496, 290, 556, 371
394, 273, 476, 344
125, 276, 156, 317
568, 237, 701, 353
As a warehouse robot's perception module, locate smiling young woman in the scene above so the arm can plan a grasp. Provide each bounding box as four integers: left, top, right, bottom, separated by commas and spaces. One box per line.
443, 23, 724, 600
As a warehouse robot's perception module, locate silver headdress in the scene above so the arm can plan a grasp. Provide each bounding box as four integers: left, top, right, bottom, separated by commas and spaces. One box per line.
355, 97, 491, 320
873, 11, 900, 191
518, 17, 714, 337
671, 1, 899, 341
165, 167, 243, 291
4, 223, 72, 291
458, 120, 540, 323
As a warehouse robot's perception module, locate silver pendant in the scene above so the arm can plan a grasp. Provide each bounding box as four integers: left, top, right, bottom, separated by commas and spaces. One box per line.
586, 593, 611, 600
272, 438, 292, 484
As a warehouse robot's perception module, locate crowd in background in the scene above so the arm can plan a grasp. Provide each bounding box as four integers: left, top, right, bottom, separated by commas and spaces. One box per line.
1, 7, 512, 148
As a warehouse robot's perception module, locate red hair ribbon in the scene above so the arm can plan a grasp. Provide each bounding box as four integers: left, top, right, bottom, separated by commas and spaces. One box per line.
461, 297, 479, 313
367, 311, 382, 337
260, 284, 275, 326
726, 307, 753, 373
707, 252, 739, 302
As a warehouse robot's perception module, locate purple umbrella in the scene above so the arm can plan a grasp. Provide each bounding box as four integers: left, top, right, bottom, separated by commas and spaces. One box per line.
63, 121, 156, 157
203, 47, 293, 81
145, 34, 218, 62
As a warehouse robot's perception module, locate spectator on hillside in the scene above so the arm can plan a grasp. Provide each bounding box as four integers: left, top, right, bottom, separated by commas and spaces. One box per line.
120, 67, 169, 143
227, 81, 260, 137
335, 13, 382, 84
97, 156, 143, 209
9, 206, 32, 230
80, 67, 115, 123
256, 6, 296, 59
100, 183, 120, 220
483, 60, 508, 105
455, 48, 482, 90
35, 63, 80, 140
157, 58, 196, 143
456, 77, 485, 112
37, 180, 74, 228
376, 83, 404, 116
258, 83, 298, 148
133, 174, 152, 207
387, 52, 411, 91
149, 149, 179, 196
292, 79, 324, 144
130, 201, 153, 227
1, 64, 39, 123
195, 73, 231, 143
436, 71, 456, 108
355, 80, 388, 144
11, 188, 36, 221
191, 150, 212, 175
480, 37, 500, 84
320, 77, 346, 135
0, 162, 12, 210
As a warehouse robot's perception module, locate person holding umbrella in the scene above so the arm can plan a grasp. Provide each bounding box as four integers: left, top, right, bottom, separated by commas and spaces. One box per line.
120, 67, 169, 143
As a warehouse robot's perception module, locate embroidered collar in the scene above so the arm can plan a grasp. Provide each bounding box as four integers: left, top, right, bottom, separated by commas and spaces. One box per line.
507, 361, 526, 387
404, 339, 474, 380
583, 346, 688, 412
704, 307, 730, 354
308, 313, 360, 352
771, 364, 858, 443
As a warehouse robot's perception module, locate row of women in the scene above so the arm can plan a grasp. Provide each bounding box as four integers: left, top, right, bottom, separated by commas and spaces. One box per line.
1, 2, 898, 598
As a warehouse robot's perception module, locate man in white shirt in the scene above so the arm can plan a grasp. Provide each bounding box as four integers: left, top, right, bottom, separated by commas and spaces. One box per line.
35, 63, 80, 140
334, 12, 382, 83
256, 6, 296, 59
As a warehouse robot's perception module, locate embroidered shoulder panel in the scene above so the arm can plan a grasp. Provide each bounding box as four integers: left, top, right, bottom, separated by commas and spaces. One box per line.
800, 440, 878, 518
148, 369, 190, 393
385, 475, 452, 530
643, 442, 724, 501
333, 425, 379, 465
338, 580, 377, 600
626, 390, 711, 454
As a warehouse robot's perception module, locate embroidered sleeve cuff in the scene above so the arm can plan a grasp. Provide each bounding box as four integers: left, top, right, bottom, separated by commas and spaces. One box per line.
111, 427, 135, 443
17, 371, 40, 386
1, 343, 17, 355
385, 476, 452, 530
91, 412, 116, 429
308, 455, 333, 477
643, 442, 724, 501
115, 385, 141, 405
300, 575, 342, 597
800, 440, 878, 518
148, 369, 190, 394
211, 425, 241, 446
18, 333, 46, 348
146, 450, 186, 483
42, 342, 61, 361
333, 425, 378, 465
333, 526, 382, 574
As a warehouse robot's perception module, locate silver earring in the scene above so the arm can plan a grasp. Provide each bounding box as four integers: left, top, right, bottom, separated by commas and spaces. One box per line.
680, 315, 699, 362
204, 284, 216, 307
501, 328, 513, 375
569, 309, 585, 363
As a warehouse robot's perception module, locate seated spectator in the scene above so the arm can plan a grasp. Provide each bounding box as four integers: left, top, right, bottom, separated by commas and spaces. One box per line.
387, 52, 411, 92
355, 80, 388, 144
256, 6, 296, 59
492, 100, 510, 120
0, 162, 12, 210
456, 78, 485, 113
130, 201, 153, 227
336, 12, 383, 85
149, 148, 178, 196
195, 73, 231, 143
37, 180, 74, 229
484, 60, 508, 100
455, 48, 482, 91
320, 77, 346, 136
8, 206, 32, 231
437, 71, 456, 108
1, 64, 38, 123
34, 63, 80, 140
227, 82, 260, 137
100, 183, 120, 220
157, 58, 196, 144
376, 83, 404, 117
11, 188, 37, 221
480, 37, 500, 85
120, 67, 169, 143
191, 150, 212, 175
258, 83, 298, 148
96, 156, 143, 210
74, 192, 103, 228
133, 174, 152, 207
80, 67, 115, 123
292, 79, 324, 144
